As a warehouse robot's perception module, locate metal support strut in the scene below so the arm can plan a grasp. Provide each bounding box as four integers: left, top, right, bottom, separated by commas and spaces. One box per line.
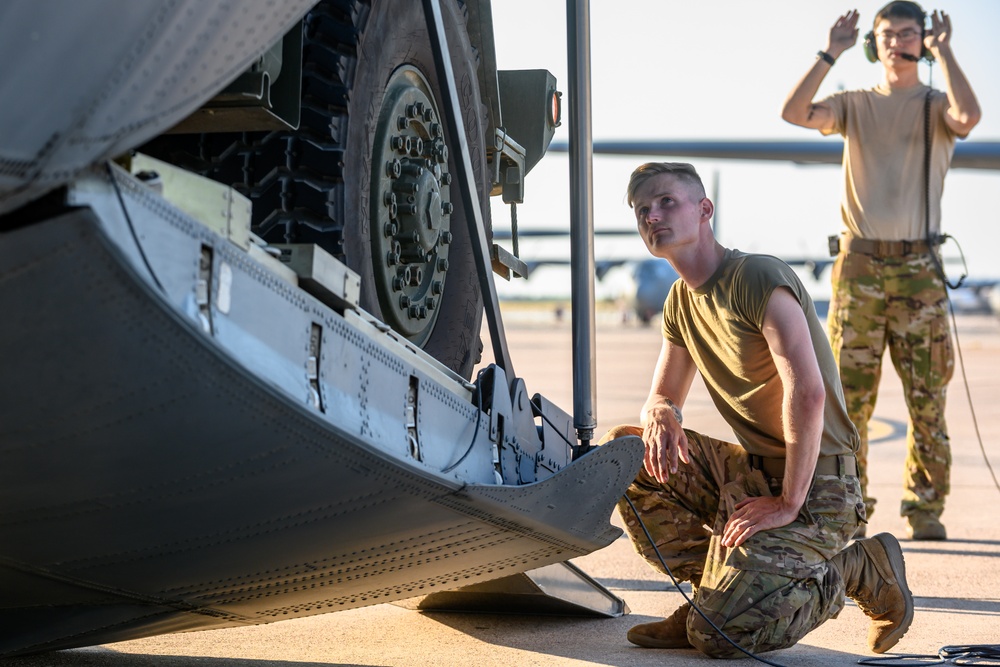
566, 0, 598, 452
421, 0, 515, 382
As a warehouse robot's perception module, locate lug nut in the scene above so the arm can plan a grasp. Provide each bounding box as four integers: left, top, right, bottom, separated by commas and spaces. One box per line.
393, 179, 419, 194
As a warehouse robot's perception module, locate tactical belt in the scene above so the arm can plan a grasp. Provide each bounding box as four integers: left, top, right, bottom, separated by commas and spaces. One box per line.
832, 234, 941, 258
748, 454, 858, 479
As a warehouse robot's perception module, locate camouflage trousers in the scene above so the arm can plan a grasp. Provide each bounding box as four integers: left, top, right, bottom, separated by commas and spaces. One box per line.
828, 251, 953, 519
601, 425, 862, 658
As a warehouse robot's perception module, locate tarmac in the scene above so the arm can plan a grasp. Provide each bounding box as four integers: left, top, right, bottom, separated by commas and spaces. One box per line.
6, 303, 1000, 667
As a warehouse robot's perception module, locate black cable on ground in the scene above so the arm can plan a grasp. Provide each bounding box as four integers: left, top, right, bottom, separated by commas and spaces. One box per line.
534, 394, 994, 663
622, 494, 788, 667
858, 643, 1000, 665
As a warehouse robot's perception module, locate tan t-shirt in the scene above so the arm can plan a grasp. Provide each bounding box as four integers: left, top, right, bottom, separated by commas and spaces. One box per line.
662, 249, 858, 459
819, 83, 958, 241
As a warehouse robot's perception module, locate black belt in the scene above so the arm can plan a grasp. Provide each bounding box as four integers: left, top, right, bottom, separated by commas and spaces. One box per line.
748, 454, 858, 479
832, 235, 942, 258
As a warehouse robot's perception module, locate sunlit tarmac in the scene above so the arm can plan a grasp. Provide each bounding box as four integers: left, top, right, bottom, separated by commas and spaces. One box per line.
7, 304, 999, 667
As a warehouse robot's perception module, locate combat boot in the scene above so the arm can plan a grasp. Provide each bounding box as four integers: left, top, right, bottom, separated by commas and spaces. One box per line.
906, 511, 947, 540
626, 601, 693, 648
832, 533, 914, 653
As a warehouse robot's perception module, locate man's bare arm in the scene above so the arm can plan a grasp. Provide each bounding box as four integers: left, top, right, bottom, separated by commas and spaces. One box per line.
781, 10, 858, 131
640, 338, 697, 484
721, 287, 826, 547
926, 11, 982, 137
761, 288, 826, 513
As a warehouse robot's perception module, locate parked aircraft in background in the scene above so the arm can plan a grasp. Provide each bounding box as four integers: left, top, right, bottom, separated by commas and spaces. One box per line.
500, 244, 993, 324
494, 138, 1000, 321
614, 257, 996, 324
497, 215, 997, 322
494, 227, 833, 324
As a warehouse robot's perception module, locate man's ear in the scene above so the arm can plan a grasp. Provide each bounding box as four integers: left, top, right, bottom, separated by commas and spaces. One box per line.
700, 197, 715, 221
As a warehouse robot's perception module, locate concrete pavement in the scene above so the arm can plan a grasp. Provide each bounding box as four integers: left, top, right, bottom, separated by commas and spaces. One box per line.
5, 305, 1000, 666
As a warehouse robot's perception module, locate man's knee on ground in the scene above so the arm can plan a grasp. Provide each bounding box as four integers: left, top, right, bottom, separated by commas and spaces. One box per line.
687, 611, 758, 659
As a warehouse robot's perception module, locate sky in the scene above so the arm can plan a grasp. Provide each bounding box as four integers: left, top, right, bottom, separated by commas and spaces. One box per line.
486, 0, 1000, 300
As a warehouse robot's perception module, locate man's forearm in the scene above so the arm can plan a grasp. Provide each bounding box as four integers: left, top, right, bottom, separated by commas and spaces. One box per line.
779, 389, 825, 512
936, 44, 982, 131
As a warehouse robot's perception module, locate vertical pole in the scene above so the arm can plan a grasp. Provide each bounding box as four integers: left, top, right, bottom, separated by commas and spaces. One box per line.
566, 0, 597, 451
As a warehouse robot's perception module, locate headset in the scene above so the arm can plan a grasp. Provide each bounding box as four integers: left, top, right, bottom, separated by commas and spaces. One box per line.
863, 0, 934, 63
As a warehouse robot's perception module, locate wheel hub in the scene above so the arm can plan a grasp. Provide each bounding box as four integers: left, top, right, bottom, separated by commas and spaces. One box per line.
371, 66, 453, 343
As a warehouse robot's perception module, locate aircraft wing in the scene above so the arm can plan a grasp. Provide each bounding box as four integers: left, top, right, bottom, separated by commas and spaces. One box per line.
548, 139, 1000, 170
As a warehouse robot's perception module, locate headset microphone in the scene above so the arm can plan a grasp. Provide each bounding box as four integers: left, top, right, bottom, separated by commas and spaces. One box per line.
900, 53, 920, 62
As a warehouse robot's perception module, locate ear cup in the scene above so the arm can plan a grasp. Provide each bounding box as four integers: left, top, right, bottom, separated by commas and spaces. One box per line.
863, 30, 879, 62
920, 28, 934, 61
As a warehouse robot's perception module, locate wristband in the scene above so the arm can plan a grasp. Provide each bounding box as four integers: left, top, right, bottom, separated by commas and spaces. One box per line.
816, 50, 836, 66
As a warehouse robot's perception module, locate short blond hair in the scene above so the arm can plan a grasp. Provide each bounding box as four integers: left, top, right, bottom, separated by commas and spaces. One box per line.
626, 162, 706, 208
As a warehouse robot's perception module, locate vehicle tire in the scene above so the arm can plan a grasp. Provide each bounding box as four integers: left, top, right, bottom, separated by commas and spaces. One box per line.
342, 0, 488, 378
139, 0, 488, 379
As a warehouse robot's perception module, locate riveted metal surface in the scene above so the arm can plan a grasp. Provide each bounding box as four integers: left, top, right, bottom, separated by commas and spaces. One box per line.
0, 207, 642, 656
